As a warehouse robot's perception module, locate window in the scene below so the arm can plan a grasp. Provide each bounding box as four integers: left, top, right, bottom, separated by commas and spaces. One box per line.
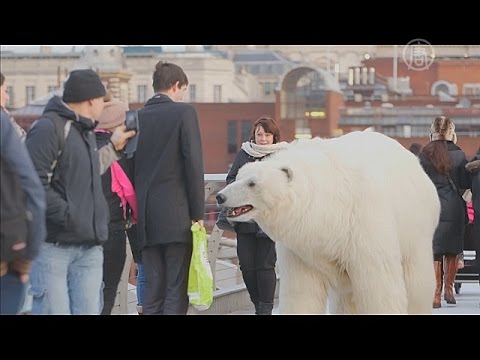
249, 65, 260, 74
463, 83, 480, 97
26, 86, 35, 104
189, 84, 196, 102
48, 85, 58, 93
6, 86, 14, 107
369, 68, 375, 85
241, 120, 252, 142
348, 68, 354, 86
214, 85, 222, 103
227, 121, 237, 154
263, 82, 273, 96
137, 85, 147, 103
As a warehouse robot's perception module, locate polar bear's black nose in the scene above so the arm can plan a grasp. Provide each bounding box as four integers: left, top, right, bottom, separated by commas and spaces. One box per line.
216, 193, 227, 205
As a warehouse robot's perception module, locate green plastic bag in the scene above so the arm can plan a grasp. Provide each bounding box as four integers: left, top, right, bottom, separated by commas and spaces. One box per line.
188, 223, 213, 310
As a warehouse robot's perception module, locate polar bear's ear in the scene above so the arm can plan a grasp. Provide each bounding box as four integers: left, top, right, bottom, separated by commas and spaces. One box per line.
281, 167, 293, 182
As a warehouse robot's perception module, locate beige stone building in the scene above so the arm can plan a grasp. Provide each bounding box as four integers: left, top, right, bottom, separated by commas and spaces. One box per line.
0, 45, 261, 109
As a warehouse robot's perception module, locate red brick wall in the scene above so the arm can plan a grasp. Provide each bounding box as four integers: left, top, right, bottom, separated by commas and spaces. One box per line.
364, 58, 438, 96
437, 60, 480, 95
192, 103, 276, 173
364, 58, 480, 97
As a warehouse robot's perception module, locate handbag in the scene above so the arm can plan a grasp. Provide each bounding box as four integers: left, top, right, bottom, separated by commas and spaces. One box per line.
216, 207, 235, 232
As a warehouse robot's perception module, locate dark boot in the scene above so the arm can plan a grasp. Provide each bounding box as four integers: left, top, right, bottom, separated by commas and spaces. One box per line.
433, 261, 442, 308
254, 302, 260, 315
257, 301, 274, 315
444, 255, 457, 304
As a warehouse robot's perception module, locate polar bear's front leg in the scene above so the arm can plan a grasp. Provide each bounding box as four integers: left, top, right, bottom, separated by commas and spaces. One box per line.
348, 243, 408, 314
276, 243, 329, 314
329, 274, 357, 314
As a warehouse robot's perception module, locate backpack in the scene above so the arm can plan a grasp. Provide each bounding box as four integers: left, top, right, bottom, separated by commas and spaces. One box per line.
0, 154, 29, 262
30, 112, 72, 183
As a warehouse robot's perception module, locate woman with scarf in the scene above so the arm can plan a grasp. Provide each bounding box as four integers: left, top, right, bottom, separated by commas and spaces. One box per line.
95, 98, 138, 315
226, 116, 289, 315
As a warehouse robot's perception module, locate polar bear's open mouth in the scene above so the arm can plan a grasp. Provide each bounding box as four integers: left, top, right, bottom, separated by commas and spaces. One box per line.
227, 205, 253, 218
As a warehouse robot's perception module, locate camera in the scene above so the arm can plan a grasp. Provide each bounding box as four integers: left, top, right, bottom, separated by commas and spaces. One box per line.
125, 110, 139, 132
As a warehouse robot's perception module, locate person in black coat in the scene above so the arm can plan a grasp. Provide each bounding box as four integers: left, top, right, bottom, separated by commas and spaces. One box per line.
226, 116, 289, 315
134, 62, 205, 315
419, 116, 471, 308
95, 98, 138, 315
25, 70, 135, 314
465, 148, 480, 275
1, 109, 46, 314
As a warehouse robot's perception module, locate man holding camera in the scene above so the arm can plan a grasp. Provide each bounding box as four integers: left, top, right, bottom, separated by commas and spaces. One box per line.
26, 69, 135, 314
134, 61, 205, 315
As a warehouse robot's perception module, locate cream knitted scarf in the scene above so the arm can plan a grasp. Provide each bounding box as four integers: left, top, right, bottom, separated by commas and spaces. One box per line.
241, 141, 289, 158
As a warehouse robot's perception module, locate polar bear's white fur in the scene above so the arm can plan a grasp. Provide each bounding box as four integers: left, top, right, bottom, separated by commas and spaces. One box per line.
217, 131, 439, 314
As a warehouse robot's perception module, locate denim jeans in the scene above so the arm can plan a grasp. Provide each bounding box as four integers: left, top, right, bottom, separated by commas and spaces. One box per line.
136, 263, 145, 306
18, 283, 33, 314
30, 242, 104, 315
0, 272, 26, 315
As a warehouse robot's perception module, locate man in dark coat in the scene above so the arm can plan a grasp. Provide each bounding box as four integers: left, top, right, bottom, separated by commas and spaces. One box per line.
134, 62, 205, 315
26, 69, 135, 314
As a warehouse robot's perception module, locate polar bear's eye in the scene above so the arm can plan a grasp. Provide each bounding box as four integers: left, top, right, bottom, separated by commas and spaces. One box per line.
248, 181, 255, 187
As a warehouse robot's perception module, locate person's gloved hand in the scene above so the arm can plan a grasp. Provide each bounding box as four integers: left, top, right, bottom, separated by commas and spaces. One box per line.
110, 125, 136, 151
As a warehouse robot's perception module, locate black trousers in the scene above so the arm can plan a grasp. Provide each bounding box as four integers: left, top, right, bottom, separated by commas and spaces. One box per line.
101, 229, 127, 315
236, 232, 277, 305
142, 242, 193, 315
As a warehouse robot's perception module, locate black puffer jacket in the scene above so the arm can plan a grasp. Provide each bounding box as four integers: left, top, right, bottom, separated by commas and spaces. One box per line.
226, 149, 268, 236
419, 141, 471, 255
466, 151, 480, 247
26, 96, 109, 246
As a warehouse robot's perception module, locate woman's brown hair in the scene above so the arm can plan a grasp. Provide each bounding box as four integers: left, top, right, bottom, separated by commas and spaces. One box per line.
420, 140, 452, 175
250, 116, 281, 144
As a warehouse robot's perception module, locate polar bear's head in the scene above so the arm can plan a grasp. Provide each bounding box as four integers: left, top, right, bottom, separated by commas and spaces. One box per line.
216, 160, 294, 224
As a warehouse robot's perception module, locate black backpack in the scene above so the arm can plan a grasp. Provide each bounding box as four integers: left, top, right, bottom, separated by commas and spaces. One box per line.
30, 112, 72, 182
0, 154, 29, 262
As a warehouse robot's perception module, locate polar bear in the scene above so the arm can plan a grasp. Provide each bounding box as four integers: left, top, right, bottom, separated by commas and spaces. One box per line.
216, 131, 440, 314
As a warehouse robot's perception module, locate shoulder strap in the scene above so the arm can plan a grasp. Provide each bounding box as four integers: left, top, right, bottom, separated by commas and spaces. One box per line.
42, 112, 73, 182
446, 173, 462, 198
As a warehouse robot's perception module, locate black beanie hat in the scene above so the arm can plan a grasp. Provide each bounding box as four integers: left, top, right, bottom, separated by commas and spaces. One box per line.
62, 69, 106, 103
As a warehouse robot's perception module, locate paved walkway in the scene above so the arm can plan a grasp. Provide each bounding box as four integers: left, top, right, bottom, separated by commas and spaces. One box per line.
432, 282, 480, 315
229, 283, 480, 315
